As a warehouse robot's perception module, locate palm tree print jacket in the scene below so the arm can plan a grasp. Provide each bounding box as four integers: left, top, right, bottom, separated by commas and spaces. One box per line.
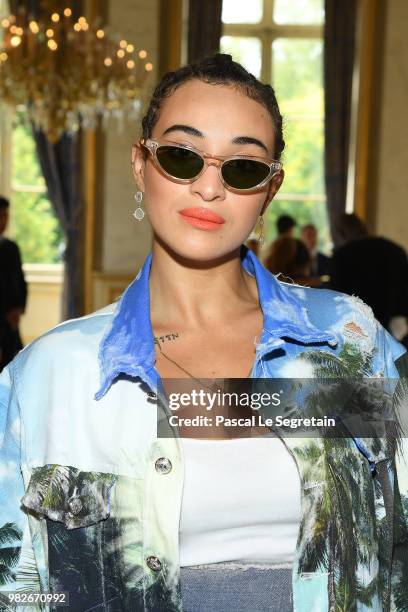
0, 246, 407, 611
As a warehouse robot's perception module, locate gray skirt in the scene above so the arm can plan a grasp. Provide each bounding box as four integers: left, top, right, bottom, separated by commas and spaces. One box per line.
180, 562, 293, 612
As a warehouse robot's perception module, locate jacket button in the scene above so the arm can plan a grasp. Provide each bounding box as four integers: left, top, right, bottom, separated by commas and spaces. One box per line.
146, 555, 162, 572
68, 498, 83, 515
155, 457, 172, 474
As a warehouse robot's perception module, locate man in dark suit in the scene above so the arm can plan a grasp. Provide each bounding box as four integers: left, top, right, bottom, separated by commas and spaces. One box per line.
300, 223, 331, 277
330, 213, 408, 346
0, 196, 27, 369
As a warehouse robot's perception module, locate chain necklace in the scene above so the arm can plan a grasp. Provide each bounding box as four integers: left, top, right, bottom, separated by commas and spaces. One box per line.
156, 344, 253, 392
156, 345, 256, 440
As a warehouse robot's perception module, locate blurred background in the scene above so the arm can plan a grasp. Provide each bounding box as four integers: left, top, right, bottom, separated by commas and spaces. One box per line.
0, 0, 407, 352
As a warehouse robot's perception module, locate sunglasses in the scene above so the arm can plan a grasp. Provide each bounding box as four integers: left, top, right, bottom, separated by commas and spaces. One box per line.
139, 138, 282, 192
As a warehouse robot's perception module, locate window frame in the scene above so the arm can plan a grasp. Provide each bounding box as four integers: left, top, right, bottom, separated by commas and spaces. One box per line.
221, 0, 323, 84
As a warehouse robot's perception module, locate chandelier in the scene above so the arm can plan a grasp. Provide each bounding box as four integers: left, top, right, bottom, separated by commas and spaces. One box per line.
0, 6, 154, 142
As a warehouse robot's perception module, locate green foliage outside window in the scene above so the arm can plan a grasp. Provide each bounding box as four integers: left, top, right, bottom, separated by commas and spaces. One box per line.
10, 117, 64, 263
268, 38, 329, 251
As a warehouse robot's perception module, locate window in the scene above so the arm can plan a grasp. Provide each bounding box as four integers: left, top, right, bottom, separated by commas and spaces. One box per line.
10, 114, 64, 263
221, 0, 329, 251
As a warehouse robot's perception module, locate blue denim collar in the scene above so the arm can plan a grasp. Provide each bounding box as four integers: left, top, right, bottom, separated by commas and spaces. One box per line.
95, 246, 338, 400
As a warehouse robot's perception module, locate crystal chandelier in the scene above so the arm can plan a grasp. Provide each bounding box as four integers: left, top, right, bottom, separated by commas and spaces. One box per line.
0, 6, 154, 142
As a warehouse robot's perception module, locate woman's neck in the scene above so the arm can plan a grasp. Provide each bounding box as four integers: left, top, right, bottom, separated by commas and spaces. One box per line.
149, 240, 260, 330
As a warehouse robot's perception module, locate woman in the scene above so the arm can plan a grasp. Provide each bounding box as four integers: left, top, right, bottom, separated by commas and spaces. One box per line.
0, 54, 407, 612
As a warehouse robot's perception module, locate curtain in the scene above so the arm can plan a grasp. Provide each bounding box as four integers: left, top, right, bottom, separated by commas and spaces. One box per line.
32, 130, 82, 319
324, 0, 358, 246
187, 0, 223, 63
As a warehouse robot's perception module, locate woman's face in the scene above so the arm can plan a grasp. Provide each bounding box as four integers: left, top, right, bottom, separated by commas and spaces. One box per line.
132, 79, 284, 262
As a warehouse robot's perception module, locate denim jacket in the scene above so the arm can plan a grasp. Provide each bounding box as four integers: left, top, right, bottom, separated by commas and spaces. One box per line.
0, 246, 407, 611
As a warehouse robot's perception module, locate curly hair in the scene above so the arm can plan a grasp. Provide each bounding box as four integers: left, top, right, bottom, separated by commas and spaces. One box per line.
140, 53, 285, 161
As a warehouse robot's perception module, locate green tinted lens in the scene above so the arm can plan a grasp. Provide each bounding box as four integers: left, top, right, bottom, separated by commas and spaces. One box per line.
156, 146, 204, 179
222, 158, 270, 190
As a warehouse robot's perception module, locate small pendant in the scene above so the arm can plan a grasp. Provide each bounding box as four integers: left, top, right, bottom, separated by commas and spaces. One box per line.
133, 207, 145, 221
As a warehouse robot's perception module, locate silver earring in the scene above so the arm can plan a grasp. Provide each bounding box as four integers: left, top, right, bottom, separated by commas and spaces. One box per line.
132, 191, 145, 221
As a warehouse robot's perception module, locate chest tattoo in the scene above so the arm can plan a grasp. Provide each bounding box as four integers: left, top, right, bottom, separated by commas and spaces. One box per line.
154, 332, 180, 346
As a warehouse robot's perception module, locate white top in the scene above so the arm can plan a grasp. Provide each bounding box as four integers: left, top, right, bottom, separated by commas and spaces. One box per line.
179, 435, 301, 567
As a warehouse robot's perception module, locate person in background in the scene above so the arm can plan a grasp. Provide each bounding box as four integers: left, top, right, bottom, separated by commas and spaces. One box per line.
276, 214, 296, 238
0, 196, 27, 369
264, 236, 313, 286
330, 212, 408, 346
300, 223, 331, 277
335, 212, 368, 245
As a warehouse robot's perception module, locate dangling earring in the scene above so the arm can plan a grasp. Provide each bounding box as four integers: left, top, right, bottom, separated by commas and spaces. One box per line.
258, 215, 264, 245
132, 191, 145, 221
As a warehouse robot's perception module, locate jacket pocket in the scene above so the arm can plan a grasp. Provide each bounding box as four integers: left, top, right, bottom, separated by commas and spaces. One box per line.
21, 464, 117, 529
